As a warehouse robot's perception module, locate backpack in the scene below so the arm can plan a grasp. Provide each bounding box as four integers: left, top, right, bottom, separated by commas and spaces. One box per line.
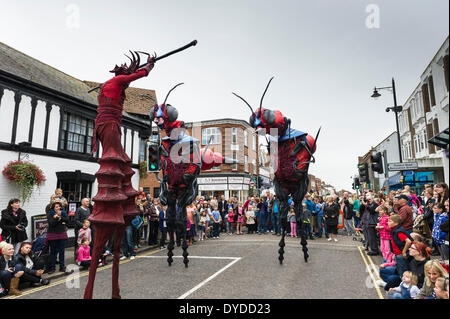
131, 215, 143, 230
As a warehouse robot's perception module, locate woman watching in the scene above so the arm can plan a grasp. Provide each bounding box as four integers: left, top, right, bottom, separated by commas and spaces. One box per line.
12, 242, 49, 287
0, 243, 24, 296
46, 202, 70, 274
0, 198, 28, 254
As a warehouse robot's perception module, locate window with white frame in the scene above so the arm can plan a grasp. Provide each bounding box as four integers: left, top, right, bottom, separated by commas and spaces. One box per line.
202, 127, 221, 145
423, 130, 428, 149
252, 159, 256, 174
232, 127, 237, 143
244, 130, 248, 147
252, 134, 256, 151
232, 152, 237, 170
414, 136, 419, 153
244, 155, 248, 172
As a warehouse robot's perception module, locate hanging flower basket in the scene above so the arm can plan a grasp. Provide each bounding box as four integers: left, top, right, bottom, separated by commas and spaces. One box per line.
2, 160, 46, 203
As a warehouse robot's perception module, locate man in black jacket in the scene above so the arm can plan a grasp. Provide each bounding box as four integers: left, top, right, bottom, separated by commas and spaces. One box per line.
218, 195, 228, 233
340, 192, 354, 236
363, 194, 379, 255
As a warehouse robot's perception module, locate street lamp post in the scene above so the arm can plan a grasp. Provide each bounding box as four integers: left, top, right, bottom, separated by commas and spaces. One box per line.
371, 77, 403, 188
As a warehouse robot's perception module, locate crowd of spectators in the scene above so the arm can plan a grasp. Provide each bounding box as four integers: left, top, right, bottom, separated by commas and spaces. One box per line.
361, 183, 449, 299
0, 183, 448, 299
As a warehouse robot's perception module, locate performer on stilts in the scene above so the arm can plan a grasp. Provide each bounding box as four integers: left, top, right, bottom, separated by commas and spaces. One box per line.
83, 52, 155, 299
232, 77, 320, 264
147, 84, 235, 268
83, 41, 197, 299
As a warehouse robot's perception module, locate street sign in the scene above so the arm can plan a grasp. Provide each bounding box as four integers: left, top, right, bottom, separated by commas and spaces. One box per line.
249, 180, 256, 187
388, 162, 418, 171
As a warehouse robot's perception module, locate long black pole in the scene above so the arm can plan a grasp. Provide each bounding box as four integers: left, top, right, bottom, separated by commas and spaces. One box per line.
392, 77, 404, 188
88, 40, 198, 93
392, 78, 403, 163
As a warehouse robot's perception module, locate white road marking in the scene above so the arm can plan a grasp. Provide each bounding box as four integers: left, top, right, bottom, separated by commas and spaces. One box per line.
138, 255, 242, 299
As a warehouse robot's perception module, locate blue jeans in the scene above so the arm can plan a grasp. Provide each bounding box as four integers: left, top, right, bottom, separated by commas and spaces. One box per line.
121, 225, 136, 257
387, 291, 403, 299
302, 223, 312, 237
48, 239, 67, 270
380, 266, 401, 290
213, 223, 220, 237
317, 215, 328, 238
272, 213, 280, 234
266, 212, 273, 231
258, 212, 267, 233
394, 254, 409, 278
0, 270, 14, 289
353, 212, 361, 229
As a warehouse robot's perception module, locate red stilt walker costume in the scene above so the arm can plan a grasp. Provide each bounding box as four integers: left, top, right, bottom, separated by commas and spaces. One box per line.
83, 52, 154, 299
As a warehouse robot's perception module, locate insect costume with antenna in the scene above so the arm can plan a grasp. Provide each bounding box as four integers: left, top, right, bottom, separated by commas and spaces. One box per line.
232, 76, 321, 264
148, 83, 237, 268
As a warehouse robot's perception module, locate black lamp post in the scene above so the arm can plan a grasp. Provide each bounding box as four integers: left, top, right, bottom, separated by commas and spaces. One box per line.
371, 78, 403, 163
371, 77, 404, 188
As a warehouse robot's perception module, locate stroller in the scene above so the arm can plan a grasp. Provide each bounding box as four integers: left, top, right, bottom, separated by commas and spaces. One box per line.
31, 234, 50, 272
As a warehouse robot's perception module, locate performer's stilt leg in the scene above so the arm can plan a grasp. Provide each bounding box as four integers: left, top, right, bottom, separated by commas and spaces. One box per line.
84, 223, 115, 299
112, 225, 126, 299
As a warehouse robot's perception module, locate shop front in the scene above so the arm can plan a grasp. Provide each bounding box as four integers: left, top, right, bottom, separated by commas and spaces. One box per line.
197, 175, 251, 202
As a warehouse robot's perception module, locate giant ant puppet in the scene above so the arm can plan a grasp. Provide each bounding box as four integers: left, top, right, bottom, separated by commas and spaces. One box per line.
83, 41, 197, 299
147, 84, 235, 268
232, 77, 320, 264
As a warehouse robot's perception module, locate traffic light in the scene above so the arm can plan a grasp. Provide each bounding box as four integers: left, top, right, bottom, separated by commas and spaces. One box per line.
371, 152, 384, 174
354, 177, 360, 189
358, 163, 369, 183
147, 143, 161, 172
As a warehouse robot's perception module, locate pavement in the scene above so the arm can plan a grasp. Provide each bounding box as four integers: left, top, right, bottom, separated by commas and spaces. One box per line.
8, 229, 388, 299
40, 241, 159, 282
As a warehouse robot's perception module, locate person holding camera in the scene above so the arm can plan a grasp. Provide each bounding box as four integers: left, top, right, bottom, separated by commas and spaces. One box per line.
360, 194, 380, 255
46, 202, 70, 274
0, 198, 28, 255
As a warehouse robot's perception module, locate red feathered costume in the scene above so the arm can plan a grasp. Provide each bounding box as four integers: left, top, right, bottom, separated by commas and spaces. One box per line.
83, 60, 153, 299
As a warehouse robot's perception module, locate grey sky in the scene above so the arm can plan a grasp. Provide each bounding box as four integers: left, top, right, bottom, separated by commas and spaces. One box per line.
1, 0, 448, 191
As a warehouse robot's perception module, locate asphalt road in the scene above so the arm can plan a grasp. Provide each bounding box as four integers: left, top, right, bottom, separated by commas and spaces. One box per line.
7, 232, 385, 299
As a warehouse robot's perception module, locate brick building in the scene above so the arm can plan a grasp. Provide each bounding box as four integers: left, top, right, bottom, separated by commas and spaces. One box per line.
140, 118, 260, 202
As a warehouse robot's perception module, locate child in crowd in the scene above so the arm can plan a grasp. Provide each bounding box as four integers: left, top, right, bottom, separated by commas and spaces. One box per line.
415, 259, 449, 299
77, 219, 92, 246
376, 206, 394, 264
246, 206, 256, 234
289, 208, 297, 238
236, 203, 244, 235
301, 202, 313, 239
77, 238, 91, 269
186, 218, 192, 246
434, 277, 449, 299
211, 206, 222, 239
387, 214, 413, 277
387, 271, 420, 299
431, 203, 448, 261
198, 211, 206, 241
227, 207, 235, 235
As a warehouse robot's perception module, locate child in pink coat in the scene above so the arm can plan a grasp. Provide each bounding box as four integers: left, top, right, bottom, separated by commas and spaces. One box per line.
77, 237, 92, 269
376, 206, 394, 264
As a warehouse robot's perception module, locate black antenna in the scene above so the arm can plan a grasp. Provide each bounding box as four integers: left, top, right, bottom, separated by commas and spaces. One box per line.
231, 92, 254, 114
259, 76, 274, 115
163, 83, 184, 105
